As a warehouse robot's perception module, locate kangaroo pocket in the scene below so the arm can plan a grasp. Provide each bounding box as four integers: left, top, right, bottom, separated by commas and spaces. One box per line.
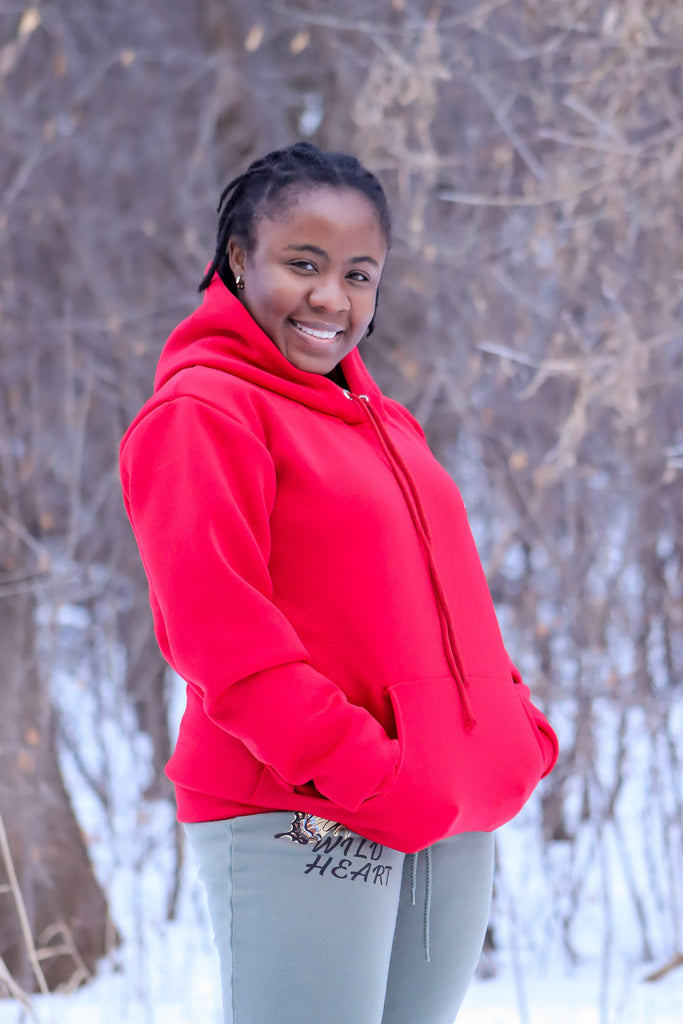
351, 672, 547, 848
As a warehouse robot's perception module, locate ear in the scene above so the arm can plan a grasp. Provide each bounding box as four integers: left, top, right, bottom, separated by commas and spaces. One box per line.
227, 238, 248, 280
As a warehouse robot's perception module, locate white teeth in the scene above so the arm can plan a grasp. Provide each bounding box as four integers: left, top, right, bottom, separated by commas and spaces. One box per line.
293, 321, 339, 340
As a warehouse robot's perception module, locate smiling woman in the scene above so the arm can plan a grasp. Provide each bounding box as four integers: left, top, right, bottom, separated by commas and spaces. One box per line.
119, 141, 557, 1024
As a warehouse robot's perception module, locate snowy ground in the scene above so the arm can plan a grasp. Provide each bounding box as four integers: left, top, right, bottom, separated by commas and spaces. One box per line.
3, 959, 683, 1024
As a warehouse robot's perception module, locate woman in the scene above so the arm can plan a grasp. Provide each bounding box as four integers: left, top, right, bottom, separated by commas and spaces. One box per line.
120, 142, 558, 1024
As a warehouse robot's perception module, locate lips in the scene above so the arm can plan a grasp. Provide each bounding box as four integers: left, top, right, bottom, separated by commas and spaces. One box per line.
290, 319, 343, 341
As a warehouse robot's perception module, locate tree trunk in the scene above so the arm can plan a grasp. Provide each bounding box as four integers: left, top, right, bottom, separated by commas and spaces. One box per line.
0, 593, 112, 994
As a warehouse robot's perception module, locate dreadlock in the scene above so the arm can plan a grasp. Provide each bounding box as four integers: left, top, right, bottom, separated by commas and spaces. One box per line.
198, 142, 391, 335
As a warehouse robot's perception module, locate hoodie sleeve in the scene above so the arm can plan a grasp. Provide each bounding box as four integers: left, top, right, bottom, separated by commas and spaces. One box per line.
119, 395, 399, 811
510, 659, 559, 776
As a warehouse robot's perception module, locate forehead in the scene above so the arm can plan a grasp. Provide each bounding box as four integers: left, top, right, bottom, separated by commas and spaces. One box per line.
255, 186, 387, 255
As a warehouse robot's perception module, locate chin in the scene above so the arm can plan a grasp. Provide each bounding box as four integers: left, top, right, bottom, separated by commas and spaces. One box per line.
284, 349, 337, 376
296, 359, 335, 376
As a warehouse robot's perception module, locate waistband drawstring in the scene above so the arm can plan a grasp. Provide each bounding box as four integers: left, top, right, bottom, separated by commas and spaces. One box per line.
410, 847, 433, 962
410, 851, 418, 904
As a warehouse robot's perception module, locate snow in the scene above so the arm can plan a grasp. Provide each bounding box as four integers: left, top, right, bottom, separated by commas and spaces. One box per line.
462, 966, 683, 1024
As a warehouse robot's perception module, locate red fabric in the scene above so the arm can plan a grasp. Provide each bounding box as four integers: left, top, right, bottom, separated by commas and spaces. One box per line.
120, 276, 558, 854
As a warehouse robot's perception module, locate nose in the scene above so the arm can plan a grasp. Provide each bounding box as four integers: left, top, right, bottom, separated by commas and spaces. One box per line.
308, 274, 350, 313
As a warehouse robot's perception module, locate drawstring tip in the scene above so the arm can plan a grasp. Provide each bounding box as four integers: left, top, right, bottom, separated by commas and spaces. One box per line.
410, 851, 418, 905
466, 714, 478, 731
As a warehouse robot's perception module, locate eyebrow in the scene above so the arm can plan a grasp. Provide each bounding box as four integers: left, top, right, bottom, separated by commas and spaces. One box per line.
283, 244, 380, 268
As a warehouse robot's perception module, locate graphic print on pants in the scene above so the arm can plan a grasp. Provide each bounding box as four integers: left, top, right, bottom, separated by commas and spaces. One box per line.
275, 812, 394, 886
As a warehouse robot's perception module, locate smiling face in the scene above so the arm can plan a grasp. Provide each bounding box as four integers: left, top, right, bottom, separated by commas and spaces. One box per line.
227, 187, 388, 375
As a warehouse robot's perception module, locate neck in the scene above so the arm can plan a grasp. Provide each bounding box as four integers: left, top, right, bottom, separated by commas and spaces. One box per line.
325, 364, 349, 389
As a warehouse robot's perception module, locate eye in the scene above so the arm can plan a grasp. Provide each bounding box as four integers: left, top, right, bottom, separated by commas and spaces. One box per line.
289, 259, 317, 273
348, 270, 371, 283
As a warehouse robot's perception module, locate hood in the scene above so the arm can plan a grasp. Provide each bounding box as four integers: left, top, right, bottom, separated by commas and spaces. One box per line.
154, 273, 385, 424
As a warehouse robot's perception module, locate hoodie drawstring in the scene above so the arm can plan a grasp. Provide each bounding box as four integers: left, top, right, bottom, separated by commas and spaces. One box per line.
345, 391, 477, 729
410, 847, 433, 962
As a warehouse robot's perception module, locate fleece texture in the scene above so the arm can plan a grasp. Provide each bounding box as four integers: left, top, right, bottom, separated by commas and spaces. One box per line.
120, 275, 558, 854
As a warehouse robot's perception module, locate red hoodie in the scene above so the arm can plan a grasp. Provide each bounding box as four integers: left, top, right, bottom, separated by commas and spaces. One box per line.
120, 275, 558, 854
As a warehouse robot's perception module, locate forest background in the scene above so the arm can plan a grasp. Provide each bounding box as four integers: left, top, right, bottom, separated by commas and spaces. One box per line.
0, 0, 682, 1018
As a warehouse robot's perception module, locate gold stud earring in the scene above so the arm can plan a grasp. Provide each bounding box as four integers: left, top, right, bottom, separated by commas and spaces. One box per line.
235, 275, 244, 290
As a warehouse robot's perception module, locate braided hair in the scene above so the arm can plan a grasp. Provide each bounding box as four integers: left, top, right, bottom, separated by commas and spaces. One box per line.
199, 142, 391, 335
